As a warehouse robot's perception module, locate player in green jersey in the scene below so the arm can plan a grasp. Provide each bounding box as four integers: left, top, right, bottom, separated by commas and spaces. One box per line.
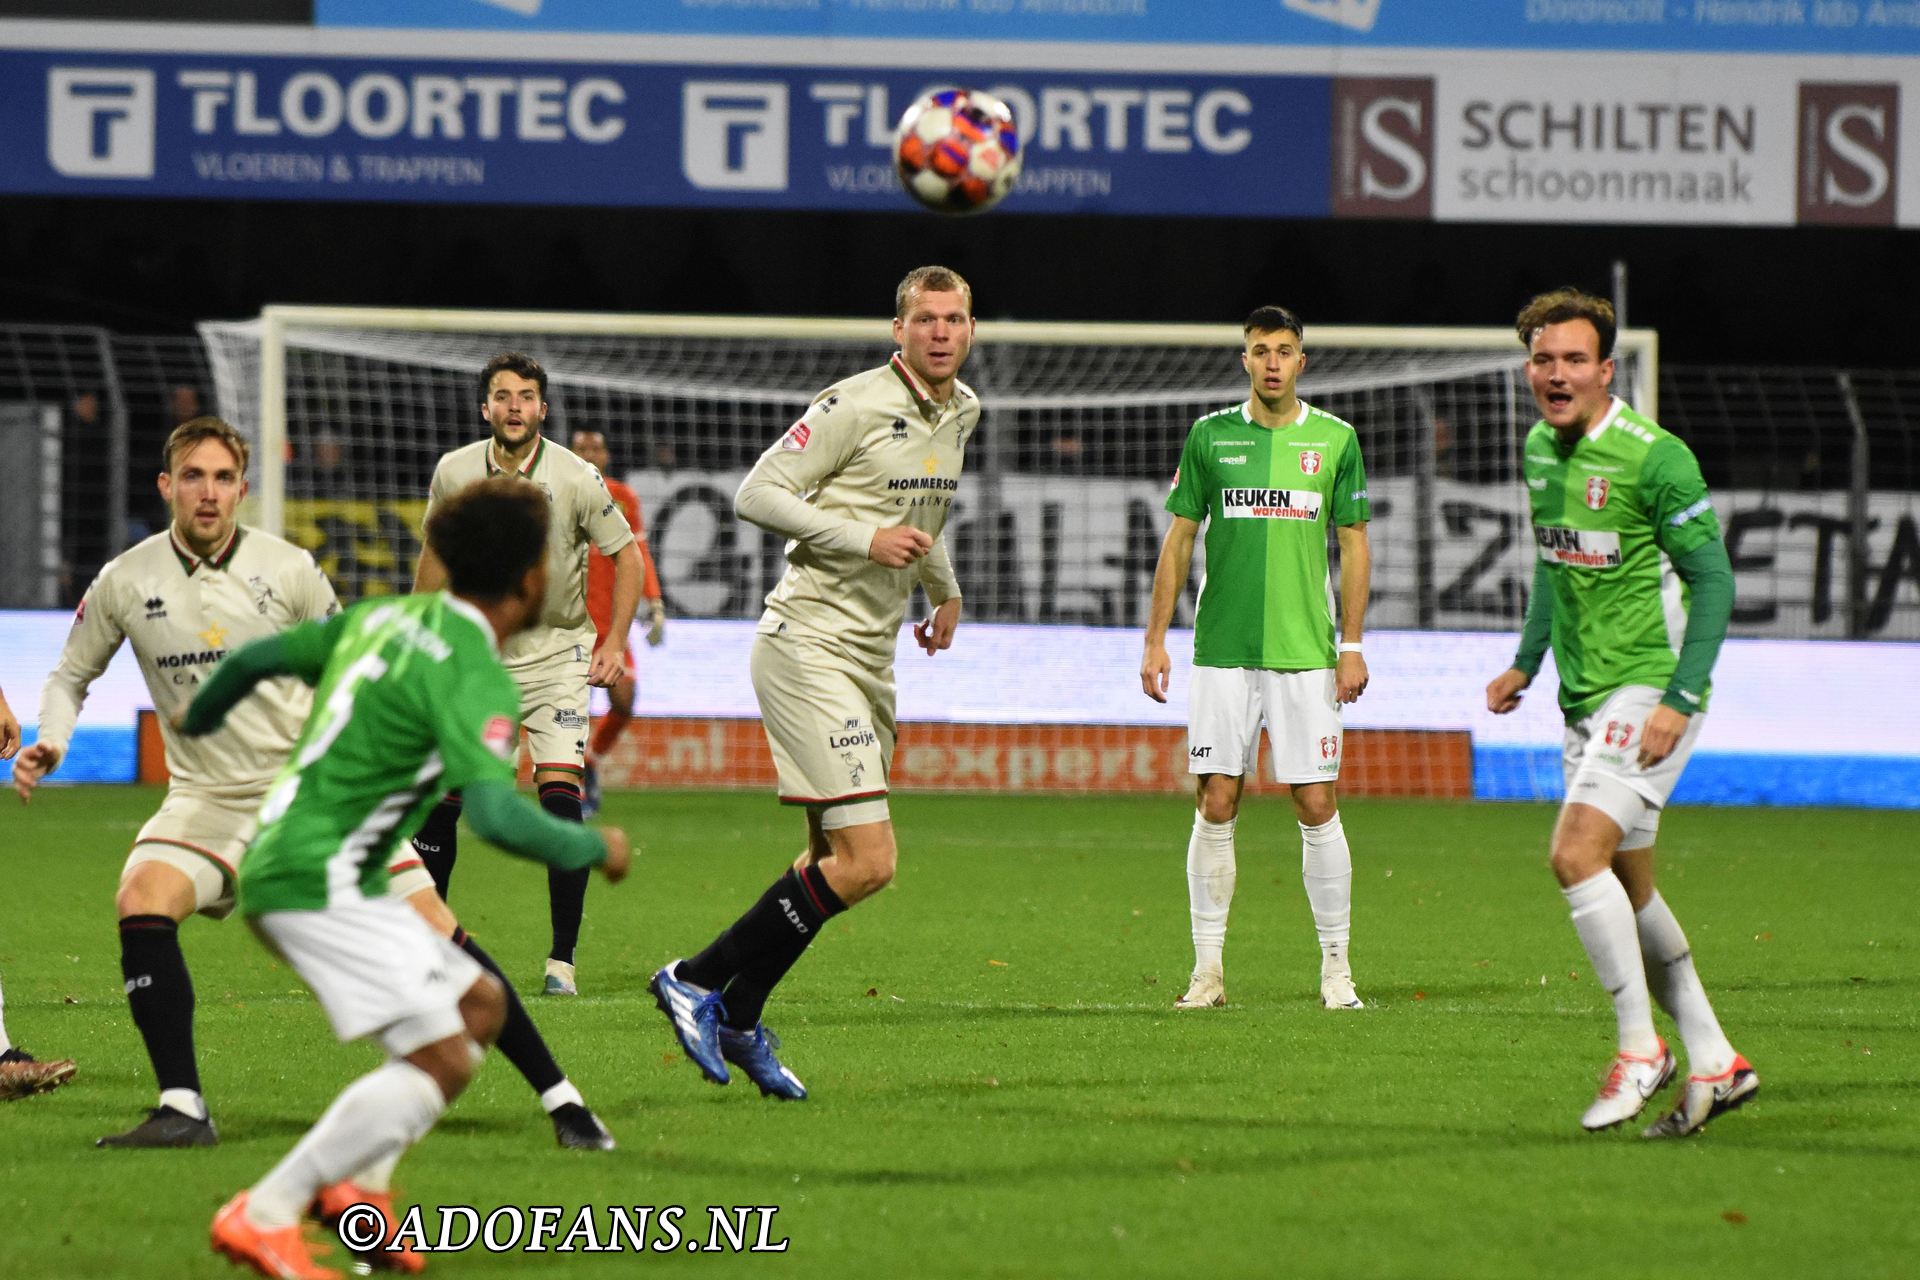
1142, 306, 1373, 1013
185, 479, 631, 1278
1486, 288, 1752, 1138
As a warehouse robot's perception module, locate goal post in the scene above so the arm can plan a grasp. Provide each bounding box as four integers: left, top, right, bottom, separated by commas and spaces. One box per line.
199, 305, 1659, 802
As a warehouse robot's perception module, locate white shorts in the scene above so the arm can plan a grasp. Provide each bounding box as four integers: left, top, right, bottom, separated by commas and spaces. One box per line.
125, 786, 266, 920
1562, 684, 1706, 851
512, 646, 592, 776
1187, 666, 1343, 785
751, 629, 893, 829
254, 896, 485, 1055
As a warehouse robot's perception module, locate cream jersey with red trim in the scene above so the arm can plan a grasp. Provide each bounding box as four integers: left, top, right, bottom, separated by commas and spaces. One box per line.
738, 354, 979, 669
424, 434, 637, 669
35, 526, 339, 794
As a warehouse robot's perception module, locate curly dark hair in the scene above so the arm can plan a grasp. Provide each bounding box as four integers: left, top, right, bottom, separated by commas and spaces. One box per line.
426, 477, 550, 600
1516, 288, 1616, 359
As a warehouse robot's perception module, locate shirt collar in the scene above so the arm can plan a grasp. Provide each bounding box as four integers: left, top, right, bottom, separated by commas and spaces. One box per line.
169, 524, 244, 575
1585, 396, 1625, 441
889, 353, 949, 418
1240, 399, 1310, 429
486, 435, 546, 477
442, 592, 500, 655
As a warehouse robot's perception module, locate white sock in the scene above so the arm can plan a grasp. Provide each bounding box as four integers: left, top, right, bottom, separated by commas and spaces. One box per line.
1185, 812, 1237, 973
540, 1079, 584, 1114
159, 1088, 208, 1121
0, 975, 11, 1053
1636, 892, 1737, 1077
247, 1060, 447, 1228
1563, 872, 1659, 1057
354, 1151, 403, 1195
1300, 814, 1354, 972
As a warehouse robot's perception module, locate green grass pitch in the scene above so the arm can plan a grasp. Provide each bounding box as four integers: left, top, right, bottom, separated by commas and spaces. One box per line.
3, 786, 1917, 1279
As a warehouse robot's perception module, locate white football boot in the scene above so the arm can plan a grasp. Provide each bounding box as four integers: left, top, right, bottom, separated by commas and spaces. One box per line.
1580, 1039, 1676, 1131
1644, 1054, 1759, 1138
1174, 968, 1226, 1009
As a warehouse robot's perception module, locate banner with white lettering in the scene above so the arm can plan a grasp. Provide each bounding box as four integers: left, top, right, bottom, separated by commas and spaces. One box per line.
1, 48, 1327, 213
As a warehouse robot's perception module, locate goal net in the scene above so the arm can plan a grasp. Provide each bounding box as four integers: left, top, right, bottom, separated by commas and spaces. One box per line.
198, 307, 1658, 803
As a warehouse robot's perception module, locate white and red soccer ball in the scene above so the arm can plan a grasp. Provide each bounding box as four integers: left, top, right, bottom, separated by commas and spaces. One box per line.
893, 87, 1023, 216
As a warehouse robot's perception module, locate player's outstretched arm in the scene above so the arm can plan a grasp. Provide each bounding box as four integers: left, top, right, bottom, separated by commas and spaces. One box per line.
1141, 516, 1199, 703
461, 779, 628, 881
180, 618, 345, 737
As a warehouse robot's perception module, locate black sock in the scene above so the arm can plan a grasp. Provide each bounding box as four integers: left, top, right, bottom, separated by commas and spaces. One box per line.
681, 866, 846, 1027
456, 929, 566, 1097
540, 780, 587, 965
413, 793, 462, 901
118, 915, 199, 1096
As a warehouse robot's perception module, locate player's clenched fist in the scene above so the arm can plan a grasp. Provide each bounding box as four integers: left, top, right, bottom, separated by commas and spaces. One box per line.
1486, 667, 1531, 714
869, 525, 933, 568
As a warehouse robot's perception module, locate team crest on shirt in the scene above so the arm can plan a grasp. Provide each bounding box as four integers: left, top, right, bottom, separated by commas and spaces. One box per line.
482, 715, 516, 761
246, 575, 278, 616
72, 598, 87, 626
1585, 476, 1610, 510
1299, 450, 1323, 475
780, 420, 811, 452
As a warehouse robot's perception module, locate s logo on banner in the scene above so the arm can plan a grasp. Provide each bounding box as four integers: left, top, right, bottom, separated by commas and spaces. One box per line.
1796, 82, 1898, 228
47, 68, 155, 179
683, 82, 789, 192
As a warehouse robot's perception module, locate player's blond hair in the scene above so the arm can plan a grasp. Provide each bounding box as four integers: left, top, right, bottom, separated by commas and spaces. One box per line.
1516, 288, 1616, 359
895, 265, 973, 318
163, 417, 251, 476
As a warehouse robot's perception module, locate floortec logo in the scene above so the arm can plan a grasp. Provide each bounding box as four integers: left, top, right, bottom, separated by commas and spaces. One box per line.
47, 68, 155, 178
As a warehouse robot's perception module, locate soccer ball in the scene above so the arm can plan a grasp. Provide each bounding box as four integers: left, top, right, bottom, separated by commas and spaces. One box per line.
892, 88, 1023, 216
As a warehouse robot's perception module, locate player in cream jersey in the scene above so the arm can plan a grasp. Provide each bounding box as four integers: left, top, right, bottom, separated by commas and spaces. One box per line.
746, 348, 975, 668
649, 266, 977, 1100
411, 352, 643, 996
14, 419, 336, 1148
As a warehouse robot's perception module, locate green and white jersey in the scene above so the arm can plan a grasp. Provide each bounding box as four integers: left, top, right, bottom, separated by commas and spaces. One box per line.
239, 594, 520, 915
1166, 400, 1370, 670
1523, 397, 1722, 721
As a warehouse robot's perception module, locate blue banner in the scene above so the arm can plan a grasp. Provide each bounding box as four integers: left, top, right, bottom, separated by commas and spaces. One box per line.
315, 0, 1920, 56
0, 49, 1331, 215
